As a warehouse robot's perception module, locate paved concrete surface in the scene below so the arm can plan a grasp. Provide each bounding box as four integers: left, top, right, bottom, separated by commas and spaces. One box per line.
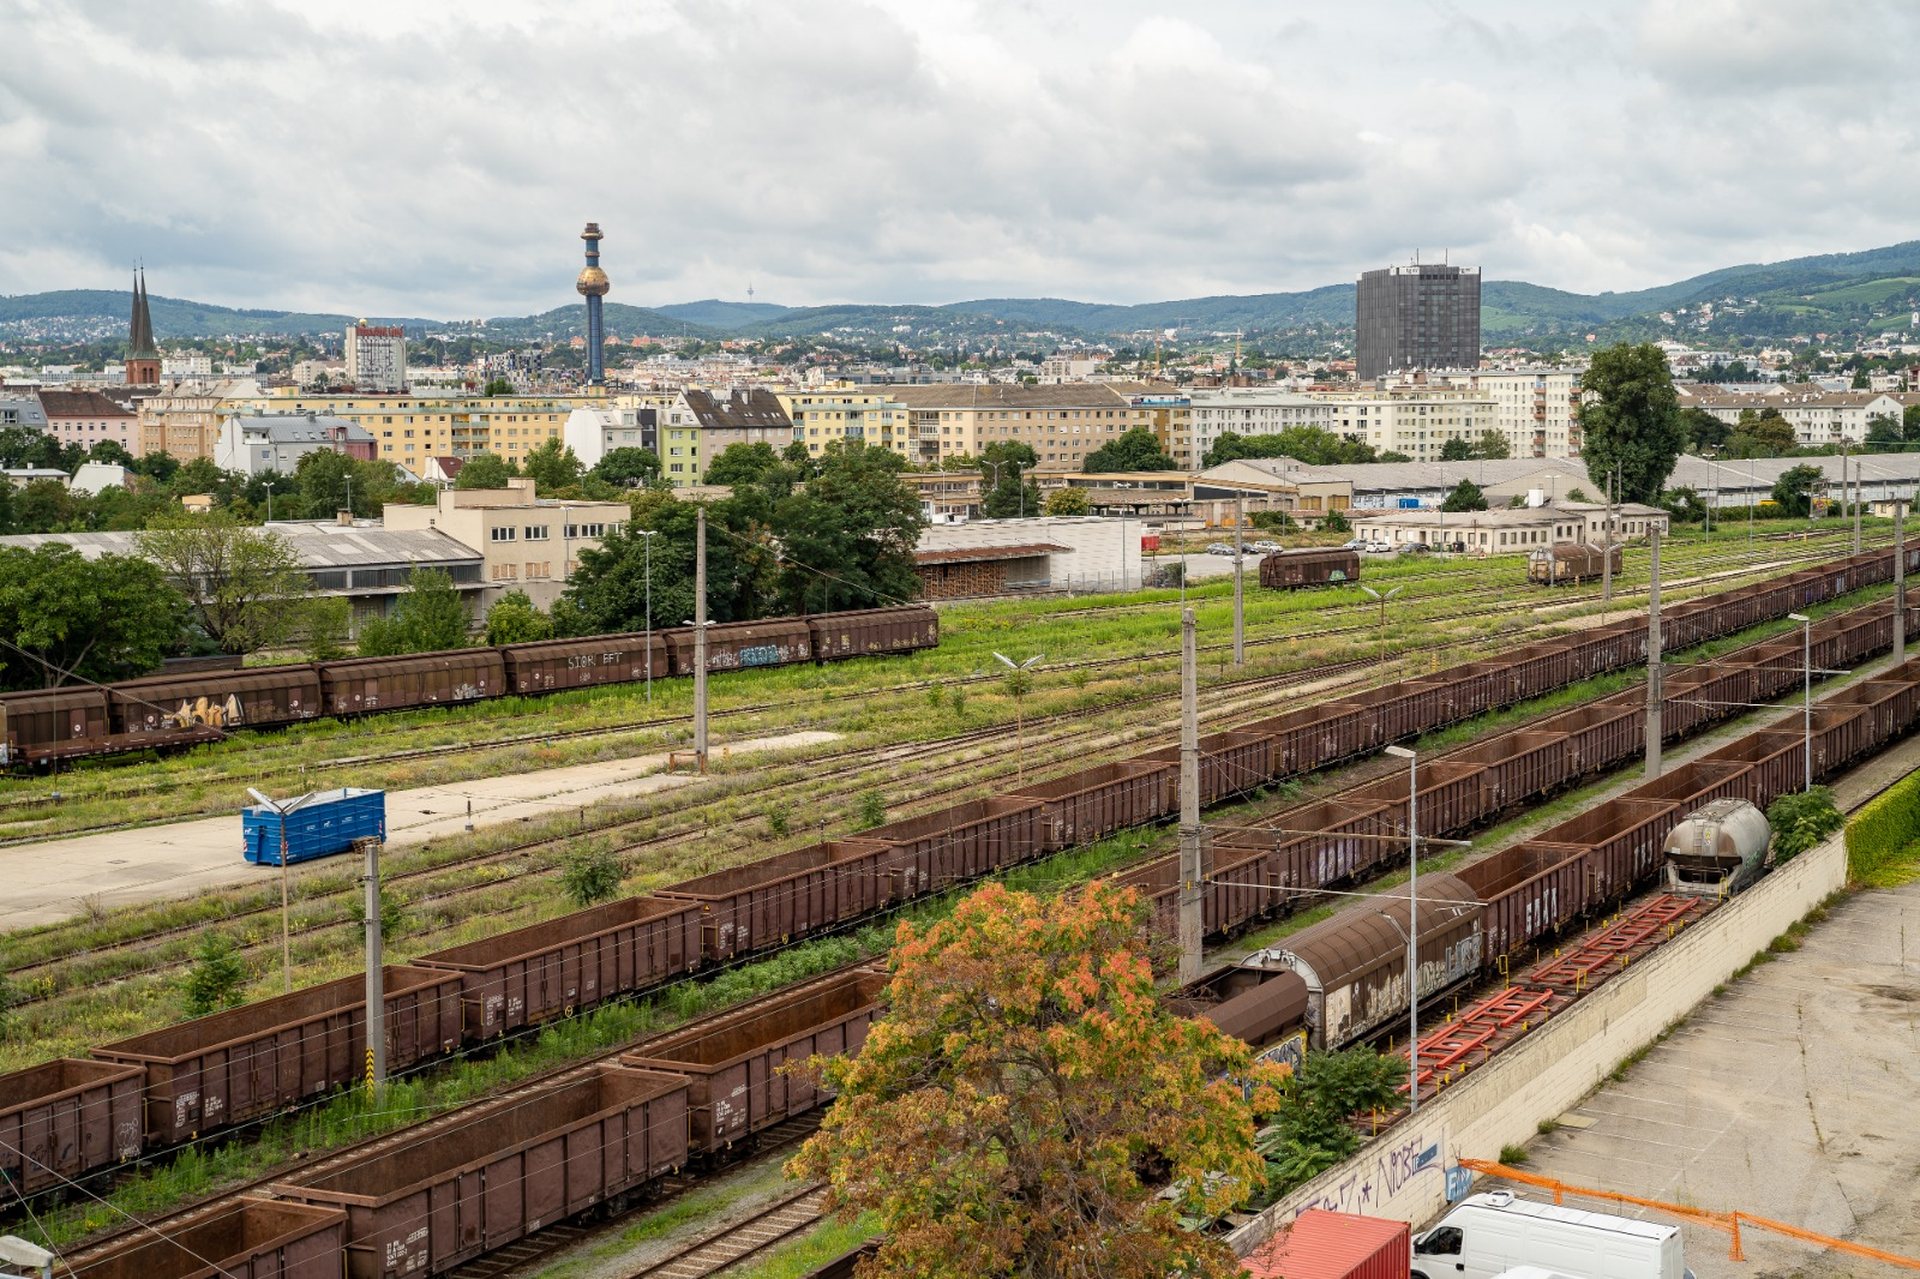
0, 730, 837, 931
1498, 879, 1920, 1277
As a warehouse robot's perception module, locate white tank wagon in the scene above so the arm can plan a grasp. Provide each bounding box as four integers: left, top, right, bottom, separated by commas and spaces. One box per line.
1661, 797, 1771, 898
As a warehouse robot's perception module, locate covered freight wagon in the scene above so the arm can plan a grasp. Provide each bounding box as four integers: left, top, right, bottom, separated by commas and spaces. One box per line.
317, 649, 506, 715
805, 605, 939, 660
498, 633, 666, 693
242, 787, 385, 865
1527, 541, 1622, 586
1258, 547, 1361, 590
663, 618, 811, 674
0, 686, 110, 766
110, 667, 322, 738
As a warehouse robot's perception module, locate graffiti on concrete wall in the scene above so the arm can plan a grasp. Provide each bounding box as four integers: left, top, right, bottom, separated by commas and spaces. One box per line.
1291, 1122, 1447, 1221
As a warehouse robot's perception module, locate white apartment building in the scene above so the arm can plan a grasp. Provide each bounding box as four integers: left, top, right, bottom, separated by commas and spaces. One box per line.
561, 406, 654, 468
1677, 384, 1913, 446
1183, 389, 1339, 468
1038, 353, 1102, 383
161, 353, 214, 379
1309, 386, 1499, 461
345, 323, 407, 393
1435, 368, 1583, 458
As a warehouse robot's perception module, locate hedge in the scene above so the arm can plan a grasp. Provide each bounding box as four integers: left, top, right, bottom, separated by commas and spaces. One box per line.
1844, 766, 1920, 886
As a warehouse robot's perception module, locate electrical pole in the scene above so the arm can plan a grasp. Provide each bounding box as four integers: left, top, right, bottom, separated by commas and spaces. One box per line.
1897, 498, 1908, 664
1601, 465, 1615, 605
362, 836, 385, 1096
1852, 448, 1862, 554
1232, 494, 1245, 666
1177, 607, 1204, 984
694, 504, 708, 773
1645, 526, 1663, 778
278, 814, 293, 994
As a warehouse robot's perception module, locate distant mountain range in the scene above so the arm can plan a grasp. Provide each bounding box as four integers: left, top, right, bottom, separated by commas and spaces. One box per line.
7, 240, 1920, 347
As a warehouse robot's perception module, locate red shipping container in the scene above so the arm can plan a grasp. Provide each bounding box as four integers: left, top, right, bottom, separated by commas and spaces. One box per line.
1244, 1208, 1411, 1279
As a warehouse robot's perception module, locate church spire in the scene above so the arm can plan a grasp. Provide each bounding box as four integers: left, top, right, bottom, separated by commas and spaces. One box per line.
128, 269, 157, 358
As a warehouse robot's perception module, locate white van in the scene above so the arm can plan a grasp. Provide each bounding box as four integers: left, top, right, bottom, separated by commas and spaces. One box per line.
1411, 1191, 1690, 1279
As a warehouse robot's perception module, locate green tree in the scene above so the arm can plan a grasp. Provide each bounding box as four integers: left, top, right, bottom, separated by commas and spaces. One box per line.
591, 447, 663, 489
87, 439, 137, 467
1323, 508, 1350, 533
1865, 414, 1904, 447
1473, 428, 1511, 460
1439, 436, 1474, 461
483, 377, 513, 396
789, 881, 1283, 1279
1771, 463, 1824, 518
1257, 1047, 1408, 1195
11, 479, 88, 532
0, 546, 184, 690
355, 568, 471, 655
1043, 487, 1091, 516
703, 441, 787, 487
183, 934, 248, 1016
294, 451, 401, 518
979, 441, 1040, 519
349, 888, 408, 940
137, 514, 309, 654
1724, 408, 1797, 459
131, 451, 181, 484
1580, 342, 1687, 502
454, 452, 516, 489
1767, 786, 1843, 862
558, 497, 776, 633
1202, 427, 1377, 468
1441, 478, 1489, 512
1083, 425, 1177, 473
772, 442, 925, 613
1905, 403, 1920, 441
522, 437, 584, 492
301, 596, 352, 661
484, 589, 555, 645
1681, 406, 1731, 453
1662, 486, 1706, 525
561, 847, 626, 907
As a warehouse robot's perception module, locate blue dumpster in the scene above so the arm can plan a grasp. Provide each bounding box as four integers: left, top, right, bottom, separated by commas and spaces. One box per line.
242, 788, 386, 865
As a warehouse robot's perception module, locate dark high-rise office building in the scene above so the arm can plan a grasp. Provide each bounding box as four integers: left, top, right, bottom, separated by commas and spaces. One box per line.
1354, 262, 1481, 380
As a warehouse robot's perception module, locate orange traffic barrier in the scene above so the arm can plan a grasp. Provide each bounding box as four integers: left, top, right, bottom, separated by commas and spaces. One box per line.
1458, 1159, 1920, 1272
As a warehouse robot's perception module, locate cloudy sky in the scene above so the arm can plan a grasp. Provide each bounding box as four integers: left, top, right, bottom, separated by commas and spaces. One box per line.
3, 0, 1916, 318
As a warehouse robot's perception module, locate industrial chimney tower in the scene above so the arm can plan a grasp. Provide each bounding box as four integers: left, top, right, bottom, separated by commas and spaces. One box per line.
575, 222, 610, 386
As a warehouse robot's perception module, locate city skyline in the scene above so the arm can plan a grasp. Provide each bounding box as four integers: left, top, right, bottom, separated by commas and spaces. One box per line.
4, 0, 1917, 317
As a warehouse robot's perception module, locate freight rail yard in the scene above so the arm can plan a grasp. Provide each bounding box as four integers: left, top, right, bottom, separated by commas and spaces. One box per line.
5, 524, 1920, 1279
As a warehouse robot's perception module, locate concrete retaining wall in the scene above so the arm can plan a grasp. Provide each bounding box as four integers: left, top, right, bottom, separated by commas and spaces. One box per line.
1229, 832, 1849, 1255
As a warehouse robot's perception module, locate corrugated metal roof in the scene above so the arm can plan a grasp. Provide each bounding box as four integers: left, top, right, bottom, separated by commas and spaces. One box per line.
0, 525, 479, 570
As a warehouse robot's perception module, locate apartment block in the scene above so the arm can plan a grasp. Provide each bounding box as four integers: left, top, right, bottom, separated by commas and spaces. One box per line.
228, 391, 603, 469
1309, 385, 1499, 460
1355, 263, 1481, 379
382, 477, 628, 607
345, 323, 407, 393
1677, 384, 1914, 446
36, 390, 138, 453
1183, 390, 1339, 468
886, 383, 1181, 470
776, 386, 910, 459
1424, 368, 1584, 457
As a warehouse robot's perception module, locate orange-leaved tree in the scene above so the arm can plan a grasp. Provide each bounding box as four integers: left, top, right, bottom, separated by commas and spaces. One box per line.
788, 880, 1287, 1278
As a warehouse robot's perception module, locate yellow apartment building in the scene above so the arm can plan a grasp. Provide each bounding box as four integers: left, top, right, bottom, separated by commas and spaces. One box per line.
382, 477, 628, 607
886, 382, 1186, 470
774, 386, 909, 459
229, 390, 606, 471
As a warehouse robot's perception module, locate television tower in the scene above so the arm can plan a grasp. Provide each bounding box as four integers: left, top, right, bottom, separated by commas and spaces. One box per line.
576, 222, 610, 386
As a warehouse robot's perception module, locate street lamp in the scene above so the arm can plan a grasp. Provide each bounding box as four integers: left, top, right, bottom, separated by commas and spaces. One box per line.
1359, 583, 1404, 629
636, 529, 658, 704
1788, 613, 1812, 791
994, 651, 1044, 782
1384, 743, 1419, 1112
264, 479, 274, 523
247, 786, 314, 994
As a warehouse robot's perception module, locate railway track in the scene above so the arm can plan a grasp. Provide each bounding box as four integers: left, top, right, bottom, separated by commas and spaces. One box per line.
631, 1183, 827, 1279
16, 551, 1903, 1272
1, 543, 1873, 1005
0, 531, 1871, 830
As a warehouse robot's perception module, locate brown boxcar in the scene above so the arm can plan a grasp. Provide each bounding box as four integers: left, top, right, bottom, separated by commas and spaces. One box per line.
1164, 964, 1310, 1067
278, 1067, 688, 1279
624, 970, 888, 1152
663, 619, 811, 675
861, 795, 1046, 885
498, 633, 667, 693
1007, 760, 1174, 852
108, 667, 322, 738
1537, 796, 1681, 904
0, 1058, 144, 1199
1452, 730, 1573, 811
1271, 879, 1484, 1051
805, 606, 939, 660
318, 650, 506, 716
95, 966, 463, 1144
1527, 541, 1622, 586
64, 1198, 346, 1279
1258, 548, 1360, 590
1136, 730, 1274, 806
656, 841, 905, 963
1456, 841, 1589, 960
1700, 730, 1805, 808
0, 686, 111, 765
415, 897, 703, 1039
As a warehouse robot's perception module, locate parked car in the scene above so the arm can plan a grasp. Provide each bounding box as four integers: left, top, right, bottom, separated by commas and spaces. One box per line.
1206, 542, 1236, 556
1403, 541, 1433, 554
1343, 538, 1369, 551
1365, 540, 1395, 553
1250, 540, 1281, 554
